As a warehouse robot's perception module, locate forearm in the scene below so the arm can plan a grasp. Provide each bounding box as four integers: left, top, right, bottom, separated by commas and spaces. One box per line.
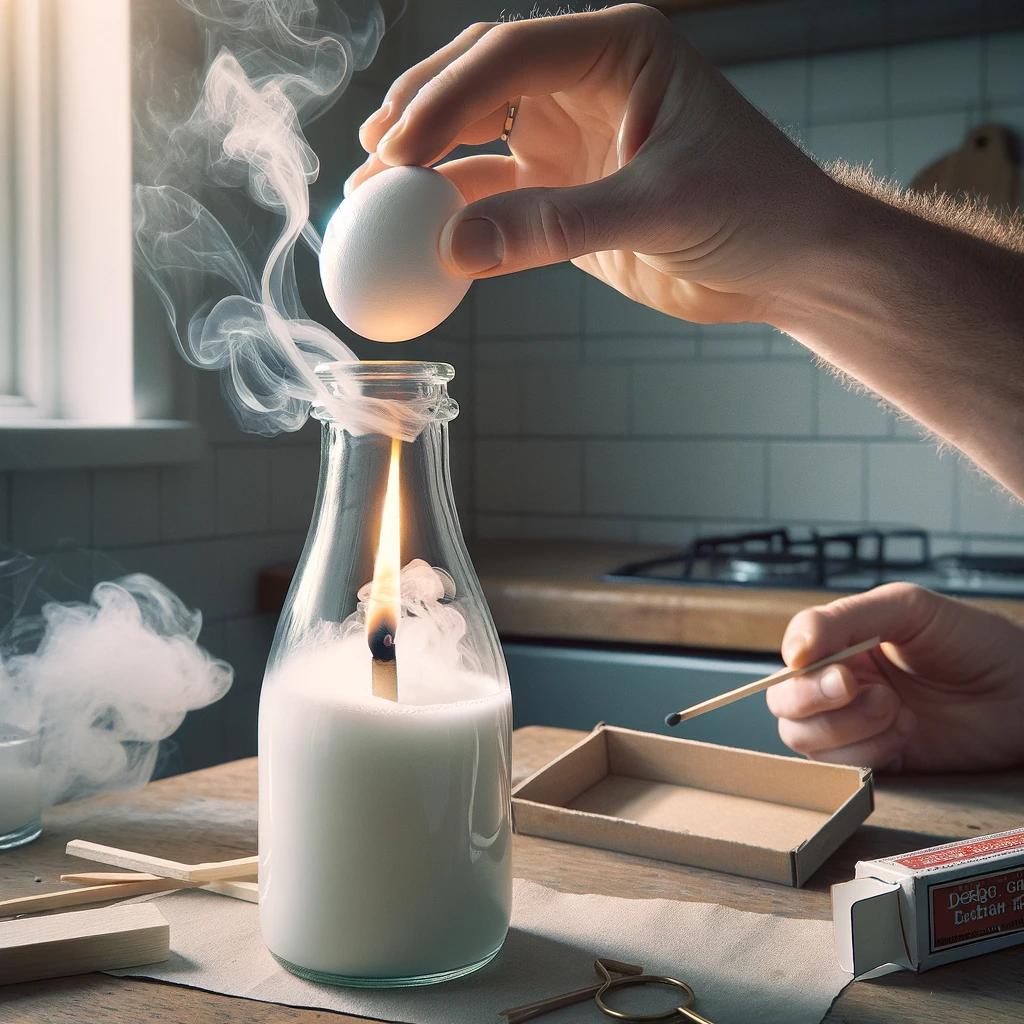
771, 177, 1024, 499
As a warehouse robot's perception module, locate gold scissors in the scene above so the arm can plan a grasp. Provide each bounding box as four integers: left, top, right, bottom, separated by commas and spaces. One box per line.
500, 957, 716, 1023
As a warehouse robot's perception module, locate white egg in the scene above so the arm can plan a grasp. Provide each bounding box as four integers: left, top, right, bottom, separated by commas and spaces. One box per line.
319, 166, 471, 343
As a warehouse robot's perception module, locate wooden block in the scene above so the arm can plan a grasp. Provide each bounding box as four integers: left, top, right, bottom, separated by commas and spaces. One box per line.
0, 903, 169, 985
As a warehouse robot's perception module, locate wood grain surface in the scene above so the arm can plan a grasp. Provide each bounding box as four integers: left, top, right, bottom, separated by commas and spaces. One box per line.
2, 726, 1023, 1022
261, 540, 1024, 653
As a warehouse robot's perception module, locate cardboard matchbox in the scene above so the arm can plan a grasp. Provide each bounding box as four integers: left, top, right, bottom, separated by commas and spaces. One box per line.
832, 826, 1024, 975
512, 724, 873, 886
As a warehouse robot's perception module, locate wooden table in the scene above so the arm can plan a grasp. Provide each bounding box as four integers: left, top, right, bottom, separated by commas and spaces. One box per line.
4, 726, 1024, 1022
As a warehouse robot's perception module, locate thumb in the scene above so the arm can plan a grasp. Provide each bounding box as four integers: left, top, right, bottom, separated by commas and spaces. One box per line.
781, 582, 943, 668
440, 175, 640, 278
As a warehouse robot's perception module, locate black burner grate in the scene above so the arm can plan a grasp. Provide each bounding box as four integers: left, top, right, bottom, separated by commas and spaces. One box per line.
611, 527, 933, 589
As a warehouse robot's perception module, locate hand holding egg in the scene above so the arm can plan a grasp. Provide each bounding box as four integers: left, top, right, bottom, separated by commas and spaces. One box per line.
319, 166, 471, 343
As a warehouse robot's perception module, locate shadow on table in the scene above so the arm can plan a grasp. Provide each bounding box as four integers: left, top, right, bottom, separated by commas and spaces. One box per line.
807, 825, 958, 892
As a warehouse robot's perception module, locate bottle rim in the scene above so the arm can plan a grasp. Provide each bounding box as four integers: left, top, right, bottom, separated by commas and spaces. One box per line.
315, 360, 455, 385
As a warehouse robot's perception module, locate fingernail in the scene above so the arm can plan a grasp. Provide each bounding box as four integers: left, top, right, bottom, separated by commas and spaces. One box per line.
446, 218, 503, 275
343, 170, 358, 199
377, 114, 407, 153
896, 707, 917, 737
781, 632, 809, 667
819, 668, 846, 701
360, 101, 391, 134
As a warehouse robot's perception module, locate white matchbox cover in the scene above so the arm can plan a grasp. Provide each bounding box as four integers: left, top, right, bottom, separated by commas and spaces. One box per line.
833, 826, 1024, 976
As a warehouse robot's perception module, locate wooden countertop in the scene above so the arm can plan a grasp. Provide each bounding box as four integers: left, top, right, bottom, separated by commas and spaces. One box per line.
259, 540, 1024, 654
4, 726, 1024, 1022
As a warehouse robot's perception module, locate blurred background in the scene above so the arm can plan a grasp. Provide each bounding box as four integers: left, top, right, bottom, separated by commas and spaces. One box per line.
1, 0, 1022, 774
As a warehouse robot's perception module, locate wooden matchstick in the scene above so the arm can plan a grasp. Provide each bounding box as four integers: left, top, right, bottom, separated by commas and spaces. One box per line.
65, 840, 257, 882
61, 867, 257, 885
61, 871, 171, 885
0, 878, 192, 918
665, 636, 882, 727
372, 658, 398, 702
203, 879, 258, 903
67, 872, 258, 902
2, 872, 260, 919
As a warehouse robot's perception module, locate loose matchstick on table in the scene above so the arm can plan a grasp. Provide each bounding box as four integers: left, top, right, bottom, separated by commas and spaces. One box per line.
64, 840, 257, 882
665, 636, 881, 727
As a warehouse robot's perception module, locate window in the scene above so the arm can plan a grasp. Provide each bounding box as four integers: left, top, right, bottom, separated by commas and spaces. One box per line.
2, 0, 134, 423
1, 0, 18, 403
0, 1, 200, 467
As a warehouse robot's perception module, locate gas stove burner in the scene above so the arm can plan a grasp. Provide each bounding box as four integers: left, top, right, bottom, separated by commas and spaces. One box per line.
936, 555, 1024, 581
604, 526, 1024, 599
719, 552, 819, 585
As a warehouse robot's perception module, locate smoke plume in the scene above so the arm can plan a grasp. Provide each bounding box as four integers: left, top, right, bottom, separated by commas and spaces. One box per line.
134, 0, 435, 439
0, 558, 232, 807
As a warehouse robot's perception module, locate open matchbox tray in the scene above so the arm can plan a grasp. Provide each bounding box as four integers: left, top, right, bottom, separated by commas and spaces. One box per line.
512, 724, 873, 887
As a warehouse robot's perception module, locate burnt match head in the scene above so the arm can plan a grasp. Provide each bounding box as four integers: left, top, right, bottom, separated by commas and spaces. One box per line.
368, 621, 396, 662
664, 712, 682, 728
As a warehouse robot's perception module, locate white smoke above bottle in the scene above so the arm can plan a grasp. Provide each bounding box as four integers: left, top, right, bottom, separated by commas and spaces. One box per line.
134, 0, 434, 439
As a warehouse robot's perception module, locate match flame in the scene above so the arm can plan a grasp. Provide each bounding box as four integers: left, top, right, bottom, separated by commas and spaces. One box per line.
366, 438, 401, 660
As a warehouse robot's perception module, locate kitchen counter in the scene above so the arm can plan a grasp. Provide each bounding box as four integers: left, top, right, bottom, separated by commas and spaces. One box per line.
259, 540, 1024, 654
4, 726, 1024, 1022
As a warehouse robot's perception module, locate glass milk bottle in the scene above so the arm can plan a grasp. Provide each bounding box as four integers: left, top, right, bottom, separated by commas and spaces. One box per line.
258, 360, 513, 988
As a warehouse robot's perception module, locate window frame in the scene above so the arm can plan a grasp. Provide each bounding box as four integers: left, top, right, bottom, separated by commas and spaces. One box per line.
3, 0, 136, 423
0, 0, 202, 468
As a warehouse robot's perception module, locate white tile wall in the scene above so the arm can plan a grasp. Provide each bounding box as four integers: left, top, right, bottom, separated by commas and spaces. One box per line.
93, 469, 161, 546
159, 458, 217, 541
699, 323, 772, 358
475, 264, 582, 337
474, 367, 523, 436
217, 448, 271, 535
957, 465, 1024, 536
867, 444, 956, 532
585, 441, 766, 519
986, 33, 1024, 103
268, 447, 320, 533
726, 59, 808, 127
475, 440, 582, 514
11, 471, 92, 549
890, 110, 970, 185
522, 365, 630, 437
586, 337, 696, 361
810, 50, 886, 120
633, 361, 815, 437
808, 120, 889, 175
889, 38, 982, 114
768, 442, 864, 522
816, 374, 892, 437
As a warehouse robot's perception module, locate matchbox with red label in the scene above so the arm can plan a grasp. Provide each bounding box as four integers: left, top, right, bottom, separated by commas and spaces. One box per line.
832, 826, 1024, 975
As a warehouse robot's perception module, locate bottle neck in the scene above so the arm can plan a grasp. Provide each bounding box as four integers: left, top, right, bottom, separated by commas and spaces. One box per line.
315, 420, 459, 578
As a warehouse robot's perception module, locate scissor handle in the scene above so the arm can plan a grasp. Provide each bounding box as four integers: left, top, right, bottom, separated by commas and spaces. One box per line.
677, 1007, 716, 1024
593, 962, 716, 1023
